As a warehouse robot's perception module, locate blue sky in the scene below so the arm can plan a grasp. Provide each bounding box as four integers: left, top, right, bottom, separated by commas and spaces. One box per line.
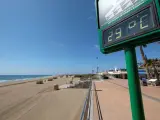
0, 0, 159, 75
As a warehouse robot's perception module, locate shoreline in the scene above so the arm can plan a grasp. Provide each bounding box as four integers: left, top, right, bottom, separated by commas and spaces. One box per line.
0, 76, 53, 88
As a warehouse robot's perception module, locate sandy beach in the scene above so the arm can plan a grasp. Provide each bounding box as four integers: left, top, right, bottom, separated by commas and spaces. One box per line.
0, 77, 87, 120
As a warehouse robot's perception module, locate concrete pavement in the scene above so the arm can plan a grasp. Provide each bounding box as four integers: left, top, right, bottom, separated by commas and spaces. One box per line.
94, 79, 160, 120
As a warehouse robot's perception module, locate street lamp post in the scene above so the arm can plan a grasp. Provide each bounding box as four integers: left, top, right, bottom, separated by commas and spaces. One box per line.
96, 57, 99, 73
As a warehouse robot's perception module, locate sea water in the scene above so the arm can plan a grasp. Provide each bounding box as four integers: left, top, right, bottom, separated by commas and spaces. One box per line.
0, 75, 50, 83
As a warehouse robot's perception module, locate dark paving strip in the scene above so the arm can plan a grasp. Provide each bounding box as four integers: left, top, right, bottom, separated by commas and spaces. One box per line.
107, 80, 160, 103
142, 93, 160, 103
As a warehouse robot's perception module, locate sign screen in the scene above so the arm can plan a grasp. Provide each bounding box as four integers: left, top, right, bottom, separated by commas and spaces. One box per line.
98, 0, 148, 27
103, 7, 156, 46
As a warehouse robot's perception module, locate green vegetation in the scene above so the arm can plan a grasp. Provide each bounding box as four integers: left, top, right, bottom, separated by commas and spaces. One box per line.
74, 74, 95, 79
36, 80, 45, 84
48, 78, 53, 81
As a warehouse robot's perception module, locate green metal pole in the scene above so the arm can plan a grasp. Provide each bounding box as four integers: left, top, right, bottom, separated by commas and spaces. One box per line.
124, 46, 145, 120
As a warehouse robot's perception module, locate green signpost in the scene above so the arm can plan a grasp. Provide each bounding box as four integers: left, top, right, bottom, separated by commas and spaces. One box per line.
95, 0, 160, 119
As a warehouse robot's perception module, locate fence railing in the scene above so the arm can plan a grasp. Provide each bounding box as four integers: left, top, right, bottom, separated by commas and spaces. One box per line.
94, 82, 103, 120
80, 80, 103, 120
80, 81, 92, 120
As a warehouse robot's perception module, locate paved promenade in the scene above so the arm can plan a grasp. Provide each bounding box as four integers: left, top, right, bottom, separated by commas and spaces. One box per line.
94, 79, 160, 120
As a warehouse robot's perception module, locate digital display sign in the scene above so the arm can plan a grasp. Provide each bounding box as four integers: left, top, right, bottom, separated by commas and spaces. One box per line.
95, 0, 160, 54
98, 0, 148, 27
103, 7, 156, 46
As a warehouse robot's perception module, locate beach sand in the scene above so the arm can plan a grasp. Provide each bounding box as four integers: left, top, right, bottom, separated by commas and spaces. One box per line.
0, 77, 87, 120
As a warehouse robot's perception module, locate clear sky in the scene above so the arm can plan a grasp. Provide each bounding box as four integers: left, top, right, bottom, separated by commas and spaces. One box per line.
0, 0, 159, 75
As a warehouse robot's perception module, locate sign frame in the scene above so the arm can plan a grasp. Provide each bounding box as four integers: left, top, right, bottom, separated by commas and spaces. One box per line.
95, 0, 160, 54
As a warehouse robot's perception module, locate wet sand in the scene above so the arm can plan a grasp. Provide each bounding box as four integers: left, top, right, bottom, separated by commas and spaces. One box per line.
0, 77, 87, 120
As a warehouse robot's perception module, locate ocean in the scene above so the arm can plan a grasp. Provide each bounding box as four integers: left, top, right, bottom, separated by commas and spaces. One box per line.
0, 75, 51, 83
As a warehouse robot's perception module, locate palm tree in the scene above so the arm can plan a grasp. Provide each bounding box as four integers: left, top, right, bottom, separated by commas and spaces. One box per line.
148, 59, 159, 81
139, 45, 151, 79
140, 41, 160, 80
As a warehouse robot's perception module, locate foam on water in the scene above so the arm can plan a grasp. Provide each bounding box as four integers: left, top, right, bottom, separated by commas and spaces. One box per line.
0, 80, 8, 83
0, 75, 51, 83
